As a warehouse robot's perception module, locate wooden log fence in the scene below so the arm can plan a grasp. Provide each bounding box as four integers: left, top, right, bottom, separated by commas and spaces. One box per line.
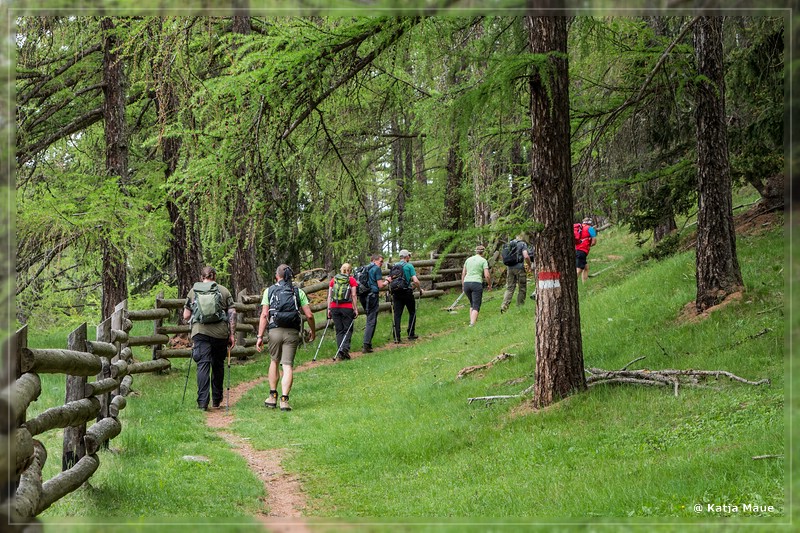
1, 251, 469, 526
1, 297, 179, 528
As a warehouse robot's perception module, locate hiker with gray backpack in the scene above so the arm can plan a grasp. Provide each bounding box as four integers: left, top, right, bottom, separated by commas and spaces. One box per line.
389, 249, 424, 344
255, 264, 316, 412
500, 233, 533, 313
354, 254, 386, 353
327, 262, 359, 361
182, 266, 237, 411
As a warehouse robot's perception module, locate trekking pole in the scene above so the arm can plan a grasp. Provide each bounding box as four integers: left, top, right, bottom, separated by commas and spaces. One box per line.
446, 291, 465, 313
226, 346, 231, 412
182, 357, 193, 404
313, 318, 331, 361
408, 288, 422, 334
335, 320, 354, 359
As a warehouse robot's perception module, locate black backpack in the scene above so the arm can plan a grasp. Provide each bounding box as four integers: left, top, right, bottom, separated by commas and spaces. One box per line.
388, 262, 410, 292
189, 282, 227, 324
501, 239, 523, 266
354, 264, 374, 296
267, 281, 301, 330
331, 274, 352, 303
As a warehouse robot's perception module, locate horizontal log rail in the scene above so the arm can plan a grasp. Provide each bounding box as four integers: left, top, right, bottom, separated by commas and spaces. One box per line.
21, 348, 102, 376
110, 395, 126, 418
85, 378, 119, 398
156, 298, 185, 309
37, 453, 99, 515
85, 340, 117, 358
24, 397, 101, 437
127, 334, 170, 347
84, 418, 122, 455
127, 308, 170, 321
127, 359, 171, 375
110, 360, 128, 379
154, 348, 191, 358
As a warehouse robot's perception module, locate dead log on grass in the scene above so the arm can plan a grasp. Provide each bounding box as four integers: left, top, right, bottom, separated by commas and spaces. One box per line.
585, 356, 769, 397
457, 353, 515, 379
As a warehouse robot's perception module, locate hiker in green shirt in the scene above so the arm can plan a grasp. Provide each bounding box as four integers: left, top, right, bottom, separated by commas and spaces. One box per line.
461, 245, 492, 327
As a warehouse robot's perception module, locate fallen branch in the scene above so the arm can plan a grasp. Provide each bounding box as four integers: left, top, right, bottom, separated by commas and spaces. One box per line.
457, 353, 515, 379
586, 356, 769, 397
467, 395, 521, 404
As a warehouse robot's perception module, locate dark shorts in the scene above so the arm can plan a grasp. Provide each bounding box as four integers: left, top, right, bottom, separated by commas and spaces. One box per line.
463, 282, 484, 311
576, 250, 588, 269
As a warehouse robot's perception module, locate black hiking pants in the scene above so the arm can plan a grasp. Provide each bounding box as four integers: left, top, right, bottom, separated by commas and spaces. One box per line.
359, 292, 379, 348
331, 307, 355, 358
192, 333, 227, 408
392, 289, 416, 343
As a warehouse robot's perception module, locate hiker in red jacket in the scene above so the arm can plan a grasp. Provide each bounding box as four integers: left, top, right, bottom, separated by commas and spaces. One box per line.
575, 218, 598, 283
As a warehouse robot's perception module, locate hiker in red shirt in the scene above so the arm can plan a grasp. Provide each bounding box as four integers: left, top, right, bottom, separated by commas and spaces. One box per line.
575, 218, 598, 283
327, 263, 359, 361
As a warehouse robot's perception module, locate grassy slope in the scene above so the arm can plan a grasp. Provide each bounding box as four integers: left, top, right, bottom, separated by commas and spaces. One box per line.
30, 214, 789, 531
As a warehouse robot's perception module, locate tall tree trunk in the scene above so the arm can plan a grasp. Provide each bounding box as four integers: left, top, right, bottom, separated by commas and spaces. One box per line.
526, 16, 586, 409
509, 139, 526, 214
693, 16, 743, 313
414, 133, 427, 188
473, 146, 492, 229
444, 146, 465, 233
392, 118, 406, 244
228, 7, 261, 295
100, 17, 128, 320
153, 20, 202, 301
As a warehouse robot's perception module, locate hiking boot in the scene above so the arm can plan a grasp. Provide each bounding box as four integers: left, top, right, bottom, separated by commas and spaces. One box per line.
500, 305, 507, 314
198, 404, 208, 411
408, 335, 418, 340
264, 390, 278, 409
280, 396, 291, 412
212, 401, 221, 409
363, 345, 373, 353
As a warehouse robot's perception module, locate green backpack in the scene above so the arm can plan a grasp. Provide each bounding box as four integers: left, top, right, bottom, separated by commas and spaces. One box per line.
331, 274, 352, 304
190, 282, 227, 324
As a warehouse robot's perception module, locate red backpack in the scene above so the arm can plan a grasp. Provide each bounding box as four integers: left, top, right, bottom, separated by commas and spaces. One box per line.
573, 223, 585, 244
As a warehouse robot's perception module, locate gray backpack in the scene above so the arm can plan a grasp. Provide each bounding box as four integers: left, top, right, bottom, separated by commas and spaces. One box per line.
190, 282, 227, 324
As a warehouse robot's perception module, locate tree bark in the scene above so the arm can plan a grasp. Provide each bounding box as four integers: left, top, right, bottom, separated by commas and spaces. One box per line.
100, 17, 129, 321
392, 117, 406, 248
693, 17, 743, 313
153, 20, 202, 302
444, 146, 465, 233
526, 16, 586, 409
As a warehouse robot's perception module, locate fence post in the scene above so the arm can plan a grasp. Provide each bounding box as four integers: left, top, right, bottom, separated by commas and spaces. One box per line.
95, 317, 112, 445
152, 291, 164, 364
236, 289, 247, 358
62, 323, 88, 471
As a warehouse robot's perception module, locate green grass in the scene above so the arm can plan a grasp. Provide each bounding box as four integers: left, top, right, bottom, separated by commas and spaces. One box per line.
25, 215, 789, 531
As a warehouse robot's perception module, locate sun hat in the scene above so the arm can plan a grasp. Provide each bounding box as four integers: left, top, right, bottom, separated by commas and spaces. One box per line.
399, 249, 411, 258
